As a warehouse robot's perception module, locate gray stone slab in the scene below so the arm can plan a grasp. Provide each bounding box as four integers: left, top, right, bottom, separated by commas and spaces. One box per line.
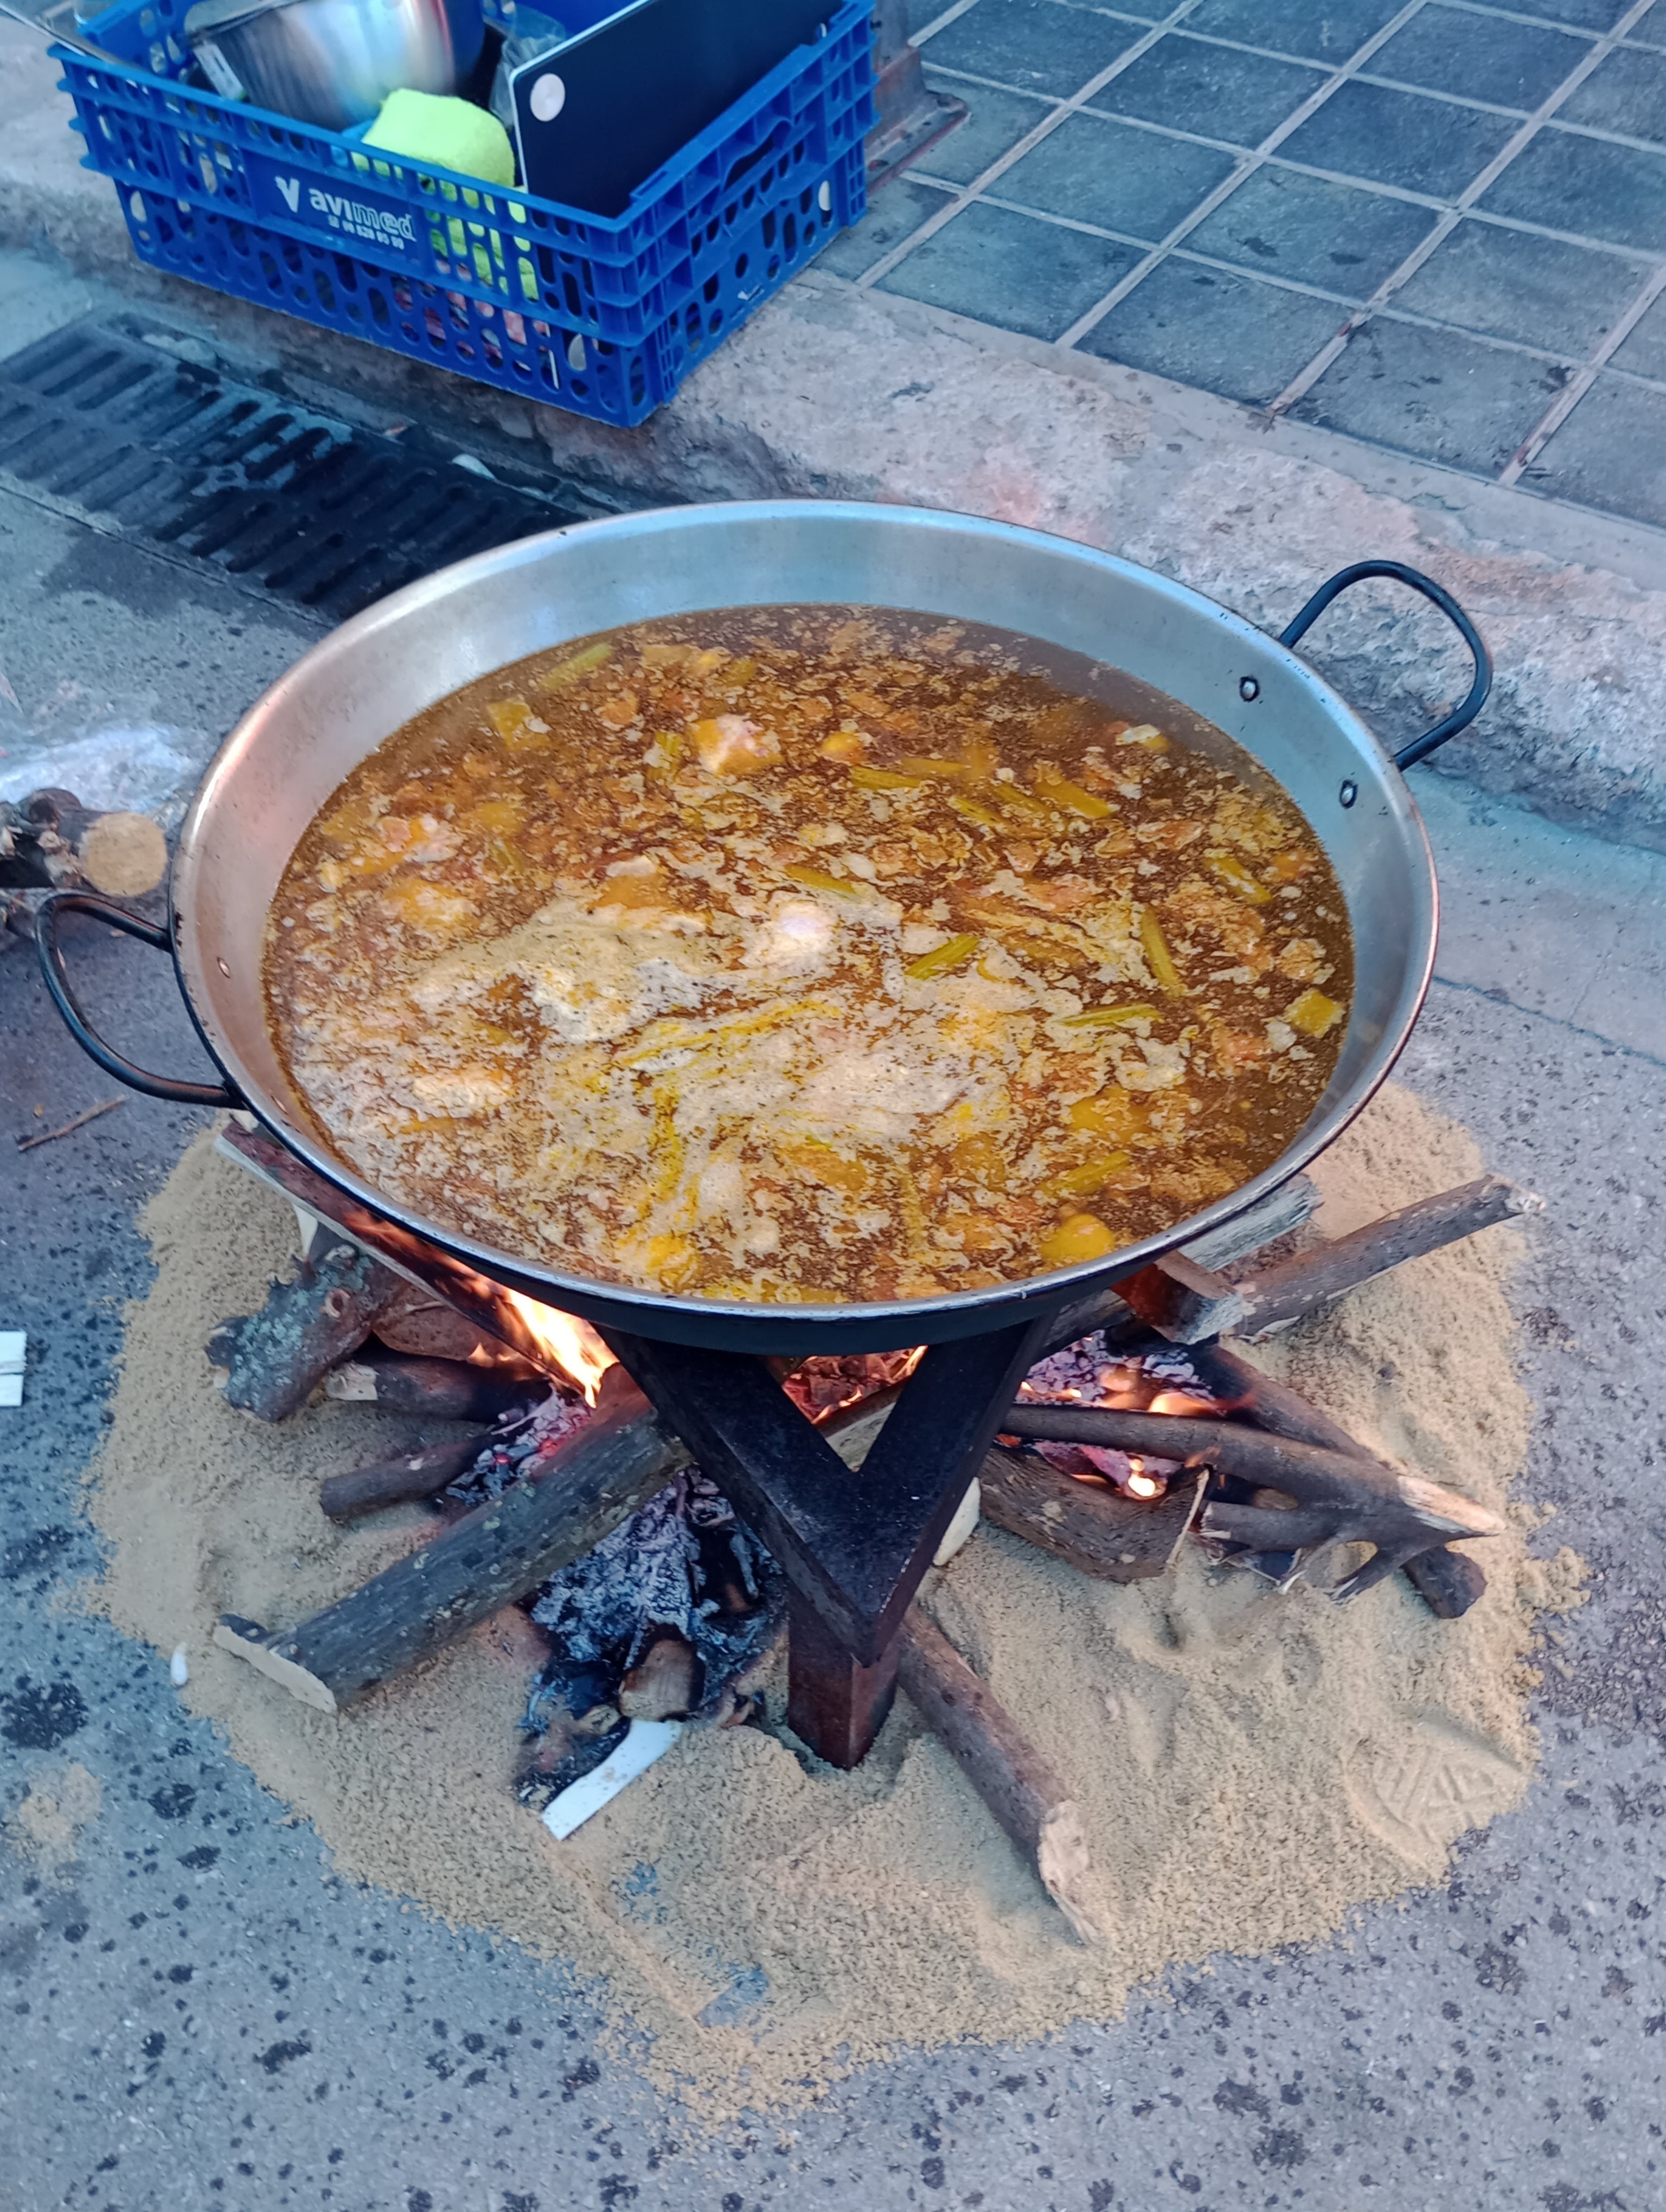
1279, 77, 1521, 200
1367, 3, 1595, 112
915, 0, 1149, 99
876, 196, 1140, 337
1525, 368, 1666, 528
1080, 255, 1346, 403
1181, 0, 1406, 64
1292, 312, 1566, 474
997, 107, 1239, 241
1187, 163, 1441, 295
917, 68, 1056, 186
1480, 124, 1666, 254
1392, 214, 1650, 359
1084, 27, 1324, 147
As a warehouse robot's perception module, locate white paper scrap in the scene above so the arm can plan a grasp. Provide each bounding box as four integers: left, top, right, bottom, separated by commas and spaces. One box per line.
0, 1332, 24, 1410
170, 1647, 190, 1687
540, 1719, 683, 1841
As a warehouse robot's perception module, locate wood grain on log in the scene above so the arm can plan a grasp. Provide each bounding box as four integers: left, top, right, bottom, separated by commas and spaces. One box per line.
899, 1608, 1102, 1943
977, 1445, 1193, 1581
208, 1239, 406, 1422
325, 1345, 544, 1423
1172, 1339, 1491, 1615
214, 1380, 691, 1712
1233, 1174, 1542, 1340
318, 1437, 491, 1522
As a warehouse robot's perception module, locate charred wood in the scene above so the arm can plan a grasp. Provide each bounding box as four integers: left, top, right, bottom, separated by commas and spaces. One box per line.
214, 1378, 691, 1712
978, 1444, 1193, 1581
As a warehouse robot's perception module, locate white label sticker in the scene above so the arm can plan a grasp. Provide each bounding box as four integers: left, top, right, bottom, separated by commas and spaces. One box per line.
529, 71, 566, 123
195, 38, 246, 100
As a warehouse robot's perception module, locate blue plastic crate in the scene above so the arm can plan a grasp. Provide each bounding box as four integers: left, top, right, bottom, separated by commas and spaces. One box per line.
57, 0, 872, 426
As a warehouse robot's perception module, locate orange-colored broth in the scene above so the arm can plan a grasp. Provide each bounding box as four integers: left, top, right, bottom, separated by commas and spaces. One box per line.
264, 606, 1351, 1302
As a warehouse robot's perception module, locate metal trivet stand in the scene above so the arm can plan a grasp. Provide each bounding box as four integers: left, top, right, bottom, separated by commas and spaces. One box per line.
210, 1124, 1535, 1772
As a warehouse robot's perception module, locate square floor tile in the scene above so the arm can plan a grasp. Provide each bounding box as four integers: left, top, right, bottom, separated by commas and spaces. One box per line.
1179, 0, 1405, 65
1393, 215, 1650, 356
918, 70, 1057, 184
998, 110, 1239, 237
1559, 44, 1666, 144
1508, 0, 1633, 24
1081, 29, 1323, 147
1607, 287, 1666, 380
1526, 371, 1666, 523
1290, 314, 1566, 472
1481, 128, 1666, 252
818, 178, 957, 280
1188, 165, 1438, 293
1279, 79, 1519, 200
876, 197, 1143, 336
1367, 5, 1593, 113
921, 0, 1148, 98
1078, 257, 1345, 400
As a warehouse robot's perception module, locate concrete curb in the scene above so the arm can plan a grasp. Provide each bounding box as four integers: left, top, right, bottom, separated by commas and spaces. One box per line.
7, 21, 1666, 853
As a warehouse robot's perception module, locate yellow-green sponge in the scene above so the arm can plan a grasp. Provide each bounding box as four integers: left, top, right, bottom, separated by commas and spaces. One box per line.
363, 89, 516, 189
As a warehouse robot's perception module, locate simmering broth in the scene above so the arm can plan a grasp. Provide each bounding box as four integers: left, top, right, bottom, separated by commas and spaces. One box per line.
264, 606, 1351, 1303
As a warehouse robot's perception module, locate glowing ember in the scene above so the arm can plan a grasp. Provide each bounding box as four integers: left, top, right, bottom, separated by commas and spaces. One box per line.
1124, 1462, 1164, 1500
784, 1348, 927, 1423
498, 1292, 616, 1405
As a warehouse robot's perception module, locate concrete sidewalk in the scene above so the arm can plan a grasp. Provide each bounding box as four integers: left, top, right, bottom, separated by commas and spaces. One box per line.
8, 17, 1666, 858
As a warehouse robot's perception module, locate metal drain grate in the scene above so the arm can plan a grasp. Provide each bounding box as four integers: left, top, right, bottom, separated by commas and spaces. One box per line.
0, 311, 613, 620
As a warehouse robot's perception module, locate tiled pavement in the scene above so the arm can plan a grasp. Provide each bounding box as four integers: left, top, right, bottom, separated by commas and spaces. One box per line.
831, 0, 1666, 531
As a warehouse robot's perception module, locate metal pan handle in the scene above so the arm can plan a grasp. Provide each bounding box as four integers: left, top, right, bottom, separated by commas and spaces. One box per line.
1278, 560, 1492, 773
35, 890, 242, 1108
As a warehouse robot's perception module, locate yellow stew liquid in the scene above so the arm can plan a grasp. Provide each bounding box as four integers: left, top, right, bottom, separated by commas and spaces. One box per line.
264, 606, 1351, 1304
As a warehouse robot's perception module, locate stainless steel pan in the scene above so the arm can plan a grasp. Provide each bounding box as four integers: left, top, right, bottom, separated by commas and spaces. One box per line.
37, 501, 1490, 1353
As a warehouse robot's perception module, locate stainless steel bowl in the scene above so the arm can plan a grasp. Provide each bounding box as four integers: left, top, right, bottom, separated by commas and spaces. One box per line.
184, 0, 485, 130
37, 501, 1491, 1355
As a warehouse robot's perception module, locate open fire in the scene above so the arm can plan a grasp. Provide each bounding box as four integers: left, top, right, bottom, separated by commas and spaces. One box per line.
206, 1116, 1533, 1872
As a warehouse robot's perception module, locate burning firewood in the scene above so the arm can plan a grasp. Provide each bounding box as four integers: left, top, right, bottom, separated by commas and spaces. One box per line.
318, 1436, 498, 1522
977, 1446, 1194, 1581
619, 1631, 700, 1721
1002, 1404, 1501, 1601
214, 1375, 693, 1712
899, 1608, 1101, 1944
324, 1345, 545, 1423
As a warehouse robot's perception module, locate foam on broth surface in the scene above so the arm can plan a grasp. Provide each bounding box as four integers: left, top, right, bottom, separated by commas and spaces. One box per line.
263, 605, 1351, 1302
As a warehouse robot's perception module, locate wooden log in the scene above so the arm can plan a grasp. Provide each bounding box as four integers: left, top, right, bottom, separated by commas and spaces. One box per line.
213, 1379, 692, 1712
324, 1345, 545, 1423
899, 1607, 1102, 1943
1135, 1337, 1490, 1614
1001, 1404, 1501, 1600
619, 1631, 700, 1721
1232, 1173, 1542, 1340
0, 790, 166, 896
370, 1283, 517, 1366
1113, 1250, 1245, 1343
977, 1444, 1194, 1581
1175, 1173, 1320, 1272
1402, 1546, 1488, 1619
318, 1436, 490, 1522
208, 1239, 406, 1422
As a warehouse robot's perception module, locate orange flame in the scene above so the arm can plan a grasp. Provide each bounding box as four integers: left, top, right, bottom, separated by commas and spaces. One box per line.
498, 1291, 616, 1405
1124, 1458, 1163, 1500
